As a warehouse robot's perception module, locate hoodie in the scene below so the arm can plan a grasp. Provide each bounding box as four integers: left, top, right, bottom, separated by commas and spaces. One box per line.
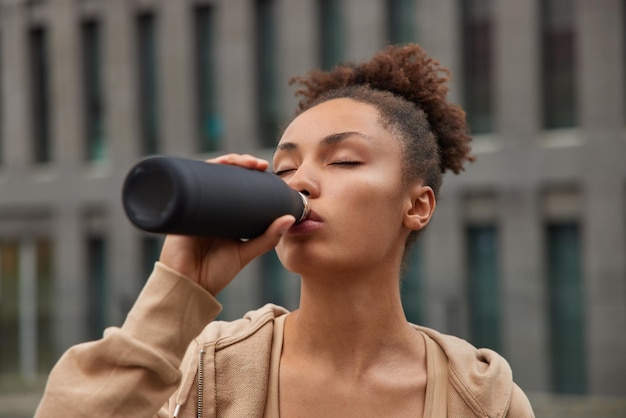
35, 262, 534, 418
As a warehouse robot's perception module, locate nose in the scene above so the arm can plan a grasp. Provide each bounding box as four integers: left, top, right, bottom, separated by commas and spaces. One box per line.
286, 165, 319, 198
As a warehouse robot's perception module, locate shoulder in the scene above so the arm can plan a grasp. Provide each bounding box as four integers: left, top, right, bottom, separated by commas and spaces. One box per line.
414, 325, 534, 418
195, 303, 289, 349
167, 305, 289, 417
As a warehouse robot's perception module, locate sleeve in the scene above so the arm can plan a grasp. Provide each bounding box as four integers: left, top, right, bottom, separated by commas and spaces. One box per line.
33, 262, 222, 418
506, 383, 535, 418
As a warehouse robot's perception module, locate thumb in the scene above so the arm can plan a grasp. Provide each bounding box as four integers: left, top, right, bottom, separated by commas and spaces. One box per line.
239, 215, 295, 266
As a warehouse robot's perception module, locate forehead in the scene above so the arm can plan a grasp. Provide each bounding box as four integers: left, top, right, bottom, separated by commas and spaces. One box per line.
280, 98, 390, 145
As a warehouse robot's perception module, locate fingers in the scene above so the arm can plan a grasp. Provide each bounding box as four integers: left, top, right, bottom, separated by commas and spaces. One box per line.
207, 153, 269, 171
159, 214, 295, 295
239, 215, 296, 266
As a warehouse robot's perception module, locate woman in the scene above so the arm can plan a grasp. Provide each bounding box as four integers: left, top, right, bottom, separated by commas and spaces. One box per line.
35, 44, 534, 417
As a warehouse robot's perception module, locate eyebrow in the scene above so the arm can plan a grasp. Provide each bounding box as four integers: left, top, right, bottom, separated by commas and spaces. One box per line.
275, 131, 373, 153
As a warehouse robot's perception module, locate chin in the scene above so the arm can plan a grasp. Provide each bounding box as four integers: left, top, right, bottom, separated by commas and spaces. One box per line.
276, 244, 326, 274
277, 247, 358, 277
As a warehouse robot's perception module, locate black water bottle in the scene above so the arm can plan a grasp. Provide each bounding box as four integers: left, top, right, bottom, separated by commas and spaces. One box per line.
122, 155, 309, 239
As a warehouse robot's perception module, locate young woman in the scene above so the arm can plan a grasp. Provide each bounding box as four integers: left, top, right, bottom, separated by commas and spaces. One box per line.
35, 44, 534, 417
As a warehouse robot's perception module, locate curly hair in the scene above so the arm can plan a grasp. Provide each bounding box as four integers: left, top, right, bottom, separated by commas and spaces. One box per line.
288, 43, 474, 198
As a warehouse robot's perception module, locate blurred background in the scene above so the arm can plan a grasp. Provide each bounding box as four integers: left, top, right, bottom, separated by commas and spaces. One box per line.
0, 0, 625, 416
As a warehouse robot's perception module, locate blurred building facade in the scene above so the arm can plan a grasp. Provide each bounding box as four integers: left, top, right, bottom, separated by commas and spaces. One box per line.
0, 0, 625, 398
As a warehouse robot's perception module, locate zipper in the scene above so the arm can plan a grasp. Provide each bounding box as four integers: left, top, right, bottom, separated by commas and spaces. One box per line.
197, 348, 206, 418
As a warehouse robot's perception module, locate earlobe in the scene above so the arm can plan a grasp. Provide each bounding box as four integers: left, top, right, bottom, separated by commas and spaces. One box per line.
404, 185, 436, 231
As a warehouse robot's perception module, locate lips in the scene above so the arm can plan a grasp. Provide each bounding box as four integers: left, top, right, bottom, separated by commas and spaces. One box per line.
302, 208, 322, 222
288, 208, 322, 235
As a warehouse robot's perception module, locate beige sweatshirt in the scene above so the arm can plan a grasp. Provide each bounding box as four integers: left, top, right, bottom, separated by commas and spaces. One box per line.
35, 262, 534, 417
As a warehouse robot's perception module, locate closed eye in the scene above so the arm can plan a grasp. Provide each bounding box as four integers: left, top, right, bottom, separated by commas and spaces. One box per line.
330, 160, 362, 167
273, 168, 296, 177
274, 161, 361, 176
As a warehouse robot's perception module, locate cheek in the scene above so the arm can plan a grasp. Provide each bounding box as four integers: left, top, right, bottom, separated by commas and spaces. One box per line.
338, 177, 405, 219
333, 181, 407, 249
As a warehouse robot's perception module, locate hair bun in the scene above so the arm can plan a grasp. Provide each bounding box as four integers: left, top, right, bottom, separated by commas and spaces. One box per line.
290, 43, 474, 175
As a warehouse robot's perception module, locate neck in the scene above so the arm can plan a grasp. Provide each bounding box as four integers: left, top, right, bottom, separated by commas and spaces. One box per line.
283, 267, 420, 375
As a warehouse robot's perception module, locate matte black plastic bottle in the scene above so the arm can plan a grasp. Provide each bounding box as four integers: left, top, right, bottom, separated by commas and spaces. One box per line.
122, 156, 308, 239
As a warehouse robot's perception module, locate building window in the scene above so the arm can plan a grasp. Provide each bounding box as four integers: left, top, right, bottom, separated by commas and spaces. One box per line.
82, 20, 107, 161
622, 1, 626, 124
260, 251, 285, 306
541, 0, 577, 129
461, 0, 493, 134
36, 238, 54, 373
0, 241, 20, 376
137, 12, 159, 155
546, 222, 586, 394
87, 236, 107, 340
255, 0, 279, 148
194, 5, 222, 153
401, 242, 424, 325
386, 0, 416, 45
318, 0, 344, 70
0, 33, 3, 166
0, 239, 54, 378
30, 26, 51, 163
466, 225, 501, 351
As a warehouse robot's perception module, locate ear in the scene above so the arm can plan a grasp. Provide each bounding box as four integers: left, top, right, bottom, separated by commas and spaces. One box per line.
403, 184, 436, 231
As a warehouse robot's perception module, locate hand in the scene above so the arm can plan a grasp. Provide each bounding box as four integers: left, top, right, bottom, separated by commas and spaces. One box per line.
159, 154, 296, 296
